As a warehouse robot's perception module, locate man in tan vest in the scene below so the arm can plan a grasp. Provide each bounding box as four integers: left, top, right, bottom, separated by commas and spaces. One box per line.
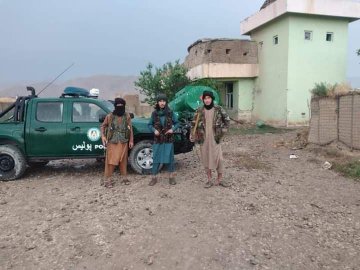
101, 98, 134, 188
190, 91, 230, 188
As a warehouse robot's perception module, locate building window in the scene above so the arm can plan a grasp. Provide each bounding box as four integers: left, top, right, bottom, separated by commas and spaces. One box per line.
304, 31, 312, 40
225, 82, 234, 109
226, 49, 231, 54
206, 49, 211, 54
273, 35, 279, 45
326, 32, 334, 42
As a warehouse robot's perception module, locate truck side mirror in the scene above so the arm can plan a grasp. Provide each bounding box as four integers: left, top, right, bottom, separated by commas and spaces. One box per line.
99, 114, 106, 123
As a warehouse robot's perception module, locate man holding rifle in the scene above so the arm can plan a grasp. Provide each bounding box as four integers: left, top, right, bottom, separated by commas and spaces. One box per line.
148, 94, 179, 186
190, 91, 230, 188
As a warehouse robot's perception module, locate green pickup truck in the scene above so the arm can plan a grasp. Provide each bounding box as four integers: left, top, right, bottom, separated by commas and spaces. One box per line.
0, 86, 195, 180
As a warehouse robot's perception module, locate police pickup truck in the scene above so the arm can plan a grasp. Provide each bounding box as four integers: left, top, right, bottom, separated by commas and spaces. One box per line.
0, 87, 193, 180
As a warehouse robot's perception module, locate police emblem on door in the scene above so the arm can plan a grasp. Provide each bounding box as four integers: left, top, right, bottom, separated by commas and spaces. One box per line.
87, 128, 100, 142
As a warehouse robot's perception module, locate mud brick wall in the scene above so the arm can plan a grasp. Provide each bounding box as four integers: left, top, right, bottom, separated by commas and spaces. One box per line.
184, 39, 258, 69
308, 98, 337, 145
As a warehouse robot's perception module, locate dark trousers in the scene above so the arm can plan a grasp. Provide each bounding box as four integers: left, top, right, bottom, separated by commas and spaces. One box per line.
152, 162, 175, 175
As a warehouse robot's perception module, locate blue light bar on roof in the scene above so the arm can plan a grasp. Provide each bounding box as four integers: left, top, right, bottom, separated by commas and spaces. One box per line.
63, 87, 89, 97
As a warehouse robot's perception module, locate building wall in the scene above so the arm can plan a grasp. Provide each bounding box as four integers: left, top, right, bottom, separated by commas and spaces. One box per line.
216, 78, 254, 121
218, 80, 238, 120
184, 39, 258, 122
251, 16, 290, 126
286, 15, 349, 125
250, 14, 349, 126
184, 40, 258, 69
186, 63, 258, 80
236, 79, 254, 121
241, 0, 360, 35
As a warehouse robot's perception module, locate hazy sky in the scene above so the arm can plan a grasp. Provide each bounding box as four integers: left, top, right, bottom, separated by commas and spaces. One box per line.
0, 0, 359, 85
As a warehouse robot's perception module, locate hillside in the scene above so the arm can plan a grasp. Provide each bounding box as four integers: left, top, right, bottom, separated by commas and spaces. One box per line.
0, 75, 139, 100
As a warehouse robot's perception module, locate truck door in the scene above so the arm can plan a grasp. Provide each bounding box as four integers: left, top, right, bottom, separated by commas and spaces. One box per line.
27, 100, 67, 157
66, 101, 107, 156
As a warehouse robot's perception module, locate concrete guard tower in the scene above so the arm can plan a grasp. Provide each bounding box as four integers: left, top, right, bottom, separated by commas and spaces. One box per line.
241, 0, 360, 126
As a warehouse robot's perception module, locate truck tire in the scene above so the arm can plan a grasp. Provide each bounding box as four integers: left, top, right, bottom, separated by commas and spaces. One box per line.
129, 140, 154, 175
0, 145, 27, 181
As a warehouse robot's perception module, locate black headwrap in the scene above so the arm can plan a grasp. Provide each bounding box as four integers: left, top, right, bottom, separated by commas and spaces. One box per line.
113, 97, 126, 116
202, 91, 215, 110
156, 93, 168, 103
155, 93, 169, 112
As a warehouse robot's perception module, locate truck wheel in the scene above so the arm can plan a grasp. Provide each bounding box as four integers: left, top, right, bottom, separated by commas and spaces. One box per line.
0, 145, 27, 181
129, 140, 154, 175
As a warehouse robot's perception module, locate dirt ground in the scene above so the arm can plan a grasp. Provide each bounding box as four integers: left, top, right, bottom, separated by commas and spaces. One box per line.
0, 129, 359, 270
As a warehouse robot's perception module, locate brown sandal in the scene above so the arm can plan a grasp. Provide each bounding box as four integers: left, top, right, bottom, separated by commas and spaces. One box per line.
149, 177, 157, 186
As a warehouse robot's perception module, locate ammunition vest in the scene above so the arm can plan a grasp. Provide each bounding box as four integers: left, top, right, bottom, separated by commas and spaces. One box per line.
153, 110, 174, 144
107, 113, 130, 144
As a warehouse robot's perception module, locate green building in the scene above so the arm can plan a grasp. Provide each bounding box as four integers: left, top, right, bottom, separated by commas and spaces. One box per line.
184, 0, 360, 126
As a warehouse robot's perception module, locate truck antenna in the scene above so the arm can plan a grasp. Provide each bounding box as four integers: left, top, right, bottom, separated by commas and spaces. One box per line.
37, 63, 75, 96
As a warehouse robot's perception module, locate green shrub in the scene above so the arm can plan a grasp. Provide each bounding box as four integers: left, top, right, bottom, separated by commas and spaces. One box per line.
311, 82, 329, 97
333, 160, 360, 180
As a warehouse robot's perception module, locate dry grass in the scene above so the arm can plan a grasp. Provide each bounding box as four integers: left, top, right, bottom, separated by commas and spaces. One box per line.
311, 82, 352, 98
308, 145, 360, 180
309, 145, 344, 158
323, 148, 345, 158
328, 82, 352, 97
272, 128, 309, 149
